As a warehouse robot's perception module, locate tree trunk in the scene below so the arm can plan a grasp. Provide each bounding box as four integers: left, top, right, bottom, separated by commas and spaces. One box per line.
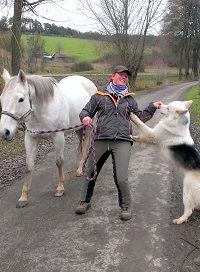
192, 46, 199, 80
179, 45, 184, 80
184, 35, 190, 80
11, 0, 23, 75
199, 60, 200, 95
185, 52, 190, 80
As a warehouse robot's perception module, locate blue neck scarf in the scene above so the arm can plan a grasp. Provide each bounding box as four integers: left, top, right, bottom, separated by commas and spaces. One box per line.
107, 83, 128, 98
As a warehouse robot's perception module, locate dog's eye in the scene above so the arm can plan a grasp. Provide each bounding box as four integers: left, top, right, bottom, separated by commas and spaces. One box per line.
167, 107, 170, 111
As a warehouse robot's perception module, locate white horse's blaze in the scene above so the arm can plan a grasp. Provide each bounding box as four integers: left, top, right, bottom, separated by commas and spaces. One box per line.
0, 69, 97, 207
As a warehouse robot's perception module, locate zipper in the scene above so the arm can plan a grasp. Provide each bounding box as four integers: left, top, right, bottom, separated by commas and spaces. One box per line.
107, 140, 110, 151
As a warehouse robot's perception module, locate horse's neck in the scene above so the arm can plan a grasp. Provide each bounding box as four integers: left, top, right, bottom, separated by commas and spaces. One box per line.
28, 92, 70, 129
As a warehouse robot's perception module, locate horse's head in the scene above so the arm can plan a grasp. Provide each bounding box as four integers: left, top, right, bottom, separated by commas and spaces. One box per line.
0, 69, 32, 140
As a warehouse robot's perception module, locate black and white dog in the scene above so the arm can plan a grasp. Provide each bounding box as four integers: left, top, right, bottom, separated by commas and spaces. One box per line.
130, 100, 200, 224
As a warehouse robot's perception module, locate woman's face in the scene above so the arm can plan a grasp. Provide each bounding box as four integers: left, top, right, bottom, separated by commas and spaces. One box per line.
111, 72, 129, 86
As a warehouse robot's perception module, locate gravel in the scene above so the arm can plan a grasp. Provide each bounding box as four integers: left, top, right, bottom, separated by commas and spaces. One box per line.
0, 133, 77, 190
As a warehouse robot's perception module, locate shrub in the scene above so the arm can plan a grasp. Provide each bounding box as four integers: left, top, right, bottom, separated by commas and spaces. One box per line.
71, 62, 94, 72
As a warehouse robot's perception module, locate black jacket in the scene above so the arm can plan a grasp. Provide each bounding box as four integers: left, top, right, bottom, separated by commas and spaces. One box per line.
79, 87, 157, 143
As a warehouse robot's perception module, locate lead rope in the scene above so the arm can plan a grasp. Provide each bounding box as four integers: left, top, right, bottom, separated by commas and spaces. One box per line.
25, 122, 97, 181
82, 123, 97, 181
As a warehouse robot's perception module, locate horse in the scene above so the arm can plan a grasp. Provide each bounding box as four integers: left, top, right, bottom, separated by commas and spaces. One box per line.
0, 69, 97, 208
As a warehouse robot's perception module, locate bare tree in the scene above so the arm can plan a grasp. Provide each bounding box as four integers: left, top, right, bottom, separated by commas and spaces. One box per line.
78, 0, 165, 83
55, 42, 64, 53
11, 0, 23, 75
162, 0, 200, 81
27, 34, 45, 73
8, 0, 63, 75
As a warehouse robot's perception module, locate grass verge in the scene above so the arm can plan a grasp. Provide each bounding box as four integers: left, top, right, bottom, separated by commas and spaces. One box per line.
185, 84, 200, 147
0, 131, 25, 161
185, 85, 200, 126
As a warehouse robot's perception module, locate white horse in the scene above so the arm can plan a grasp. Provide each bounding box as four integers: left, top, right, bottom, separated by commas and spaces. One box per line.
0, 69, 97, 208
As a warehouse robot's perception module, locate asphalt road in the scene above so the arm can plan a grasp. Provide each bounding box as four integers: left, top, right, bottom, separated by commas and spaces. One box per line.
0, 82, 199, 272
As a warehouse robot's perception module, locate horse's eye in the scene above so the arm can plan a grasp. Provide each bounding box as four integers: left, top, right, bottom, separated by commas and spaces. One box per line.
19, 98, 24, 102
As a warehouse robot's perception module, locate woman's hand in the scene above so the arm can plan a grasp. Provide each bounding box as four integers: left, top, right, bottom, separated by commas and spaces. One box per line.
82, 116, 92, 126
153, 101, 163, 109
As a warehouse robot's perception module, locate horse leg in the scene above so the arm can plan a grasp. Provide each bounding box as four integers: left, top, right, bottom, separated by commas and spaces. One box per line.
75, 127, 91, 176
16, 135, 39, 208
52, 132, 65, 197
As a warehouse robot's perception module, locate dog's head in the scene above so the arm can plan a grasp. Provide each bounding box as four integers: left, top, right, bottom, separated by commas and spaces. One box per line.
159, 100, 193, 120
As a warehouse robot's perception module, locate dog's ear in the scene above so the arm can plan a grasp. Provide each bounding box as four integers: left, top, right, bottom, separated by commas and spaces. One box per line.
184, 100, 193, 109
177, 109, 188, 115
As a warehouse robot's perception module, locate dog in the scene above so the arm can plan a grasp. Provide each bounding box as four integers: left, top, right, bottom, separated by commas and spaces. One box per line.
130, 100, 200, 224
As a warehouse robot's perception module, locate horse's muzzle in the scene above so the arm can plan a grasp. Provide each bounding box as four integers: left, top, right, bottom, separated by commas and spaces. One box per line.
0, 128, 14, 140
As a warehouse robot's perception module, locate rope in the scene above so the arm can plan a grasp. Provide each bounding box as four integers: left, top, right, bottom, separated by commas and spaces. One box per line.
26, 123, 97, 181
25, 124, 83, 134
82, 123, 97, 181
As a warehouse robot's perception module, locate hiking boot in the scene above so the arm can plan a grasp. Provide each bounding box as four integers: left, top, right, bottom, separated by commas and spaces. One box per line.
75, 201, 91, 214
120, 207, 132, 221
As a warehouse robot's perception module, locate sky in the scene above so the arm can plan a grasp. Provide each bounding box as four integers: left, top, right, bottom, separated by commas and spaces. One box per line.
0, 0, 96, 32
34, 0, 96, 32
35, 0, 164, 35
0, 0, 164, 35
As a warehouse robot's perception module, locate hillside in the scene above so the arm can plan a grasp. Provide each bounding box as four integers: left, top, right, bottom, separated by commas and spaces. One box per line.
21, 35, 107, 63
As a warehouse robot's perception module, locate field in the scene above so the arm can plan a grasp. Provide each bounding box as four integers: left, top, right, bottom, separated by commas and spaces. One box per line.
21, 35, 106, 62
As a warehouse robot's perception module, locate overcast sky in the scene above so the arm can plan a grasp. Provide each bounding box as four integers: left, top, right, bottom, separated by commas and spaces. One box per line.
34, 0, 95, 32
34, 0, 163, 35
0, 0, 96, 32
0, 0, 164, 34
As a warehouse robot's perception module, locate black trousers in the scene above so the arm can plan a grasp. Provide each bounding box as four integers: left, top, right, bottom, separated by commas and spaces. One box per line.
80, 139, 132, 207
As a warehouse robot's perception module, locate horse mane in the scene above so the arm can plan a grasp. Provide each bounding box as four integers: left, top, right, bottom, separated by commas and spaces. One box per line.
27, 75, 58, 104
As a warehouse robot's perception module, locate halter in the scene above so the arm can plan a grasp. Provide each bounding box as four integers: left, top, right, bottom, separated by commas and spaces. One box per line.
0, 85, 33, 131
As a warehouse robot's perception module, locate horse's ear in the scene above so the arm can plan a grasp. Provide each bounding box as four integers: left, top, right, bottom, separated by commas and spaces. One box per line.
2, 68, 11, 84
18, 69, 26, 84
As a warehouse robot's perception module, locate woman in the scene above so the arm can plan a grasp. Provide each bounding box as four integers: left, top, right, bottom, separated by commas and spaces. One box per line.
76, 65, 162, 220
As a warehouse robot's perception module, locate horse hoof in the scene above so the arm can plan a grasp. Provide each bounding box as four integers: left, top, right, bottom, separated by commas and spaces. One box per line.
16, 201, 28, 208
55, 190, 64, 197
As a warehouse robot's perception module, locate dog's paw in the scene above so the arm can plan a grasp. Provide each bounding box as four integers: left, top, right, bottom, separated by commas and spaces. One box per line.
130, 135, 149, 145
173, 210, 192, 224
173, 217, 187, 225
130, 113, 139, 123
130, 135, 140, 142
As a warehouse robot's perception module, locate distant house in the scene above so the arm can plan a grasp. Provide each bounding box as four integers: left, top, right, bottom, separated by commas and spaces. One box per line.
51, 52, 75, 63
43, 54, 52, 59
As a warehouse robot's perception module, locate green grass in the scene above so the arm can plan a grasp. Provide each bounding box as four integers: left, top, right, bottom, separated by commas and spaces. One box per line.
186, 85, 200, 126
185, 85, 200, 146
21, 35, 104, 62
133, 76, 180, 93
0, 131, 25, 160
